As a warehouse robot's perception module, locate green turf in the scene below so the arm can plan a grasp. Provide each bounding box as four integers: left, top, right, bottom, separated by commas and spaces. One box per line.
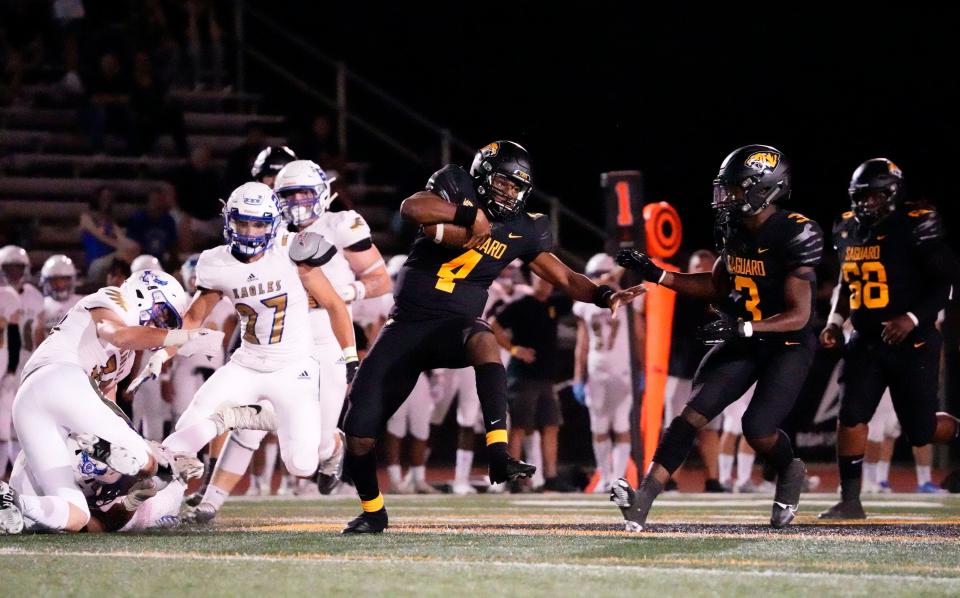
3, 493, 960, 597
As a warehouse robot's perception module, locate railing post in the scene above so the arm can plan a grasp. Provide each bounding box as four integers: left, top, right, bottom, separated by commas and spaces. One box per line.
234, 0, 245, 93
549, 196, 560, 246
440, 129, 451, 167
337, 62, 348, 158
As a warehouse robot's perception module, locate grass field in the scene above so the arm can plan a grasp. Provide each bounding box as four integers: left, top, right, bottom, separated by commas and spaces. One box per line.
3, 492, 960, 597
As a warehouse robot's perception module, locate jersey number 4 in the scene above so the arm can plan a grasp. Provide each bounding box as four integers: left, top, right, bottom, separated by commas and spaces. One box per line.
842, 261, 889, 309
435, 250, 482, 293
235, 294, 288, 344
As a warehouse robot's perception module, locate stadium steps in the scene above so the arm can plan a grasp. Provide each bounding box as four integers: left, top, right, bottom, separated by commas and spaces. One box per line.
16, 84, 263, 112
0, 107, 286, 134
0, 129, 286, 158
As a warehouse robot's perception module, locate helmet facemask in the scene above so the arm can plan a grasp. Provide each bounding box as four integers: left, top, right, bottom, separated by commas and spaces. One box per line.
224, 210, 279, 259
140, 289, 183, 329
480, 172, 532, 219
1, 264, 26, 290
850, 186, 897, 226
44, 276, 75, 302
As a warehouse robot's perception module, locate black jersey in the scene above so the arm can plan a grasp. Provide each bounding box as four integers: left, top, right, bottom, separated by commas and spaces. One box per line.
718, 209, 824, 326
393, 165, 554, 321
833, 206, 950, 338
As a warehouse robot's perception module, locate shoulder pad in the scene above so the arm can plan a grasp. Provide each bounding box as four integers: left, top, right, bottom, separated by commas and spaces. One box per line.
908, 207, 944, 246
85, 287, 129, 314
290, 231, 337, 266
330, 210, 373, 250
426, 164, 477, 204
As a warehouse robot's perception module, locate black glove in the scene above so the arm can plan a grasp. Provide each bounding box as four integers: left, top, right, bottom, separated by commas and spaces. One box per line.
698, 313, 750, 345
346, 359, 360, 384
615, 249, 665, 283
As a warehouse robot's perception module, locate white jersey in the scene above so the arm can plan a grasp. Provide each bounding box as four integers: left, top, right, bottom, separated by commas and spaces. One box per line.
573, 301, 631, 373
15, 283, 43, 373
302, 210, 372, 346
0, 286, 20, 375
196, 231, 315, 372
38, 293, 82, 337
352, 293, 393, 328
175, 297, 234, 370
23, 287, 138, 385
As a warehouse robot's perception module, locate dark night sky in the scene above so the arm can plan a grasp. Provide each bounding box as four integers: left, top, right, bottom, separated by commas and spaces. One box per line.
256, 4, 959, 253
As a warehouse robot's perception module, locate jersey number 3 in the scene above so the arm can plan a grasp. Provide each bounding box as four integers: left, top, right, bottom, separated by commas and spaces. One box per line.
435, 250, 482, 293
235, 294, 288, 344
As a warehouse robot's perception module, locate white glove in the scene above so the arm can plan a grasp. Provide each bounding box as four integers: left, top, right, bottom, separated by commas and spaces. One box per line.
127, 351, 170, 395
122, 478, 158, 511
176, 328, 225, 360
171, 453, 204, 483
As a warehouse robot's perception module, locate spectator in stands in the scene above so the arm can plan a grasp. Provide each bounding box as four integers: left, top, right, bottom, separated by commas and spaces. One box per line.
79, 186, 140, 289
79, 52, 135, 153
294, 113, 342, 167
225, 122, 269, 190
491, 273, 576, 493
126, 186, 178, 268
173, 145, 224, 251
131, 51, 188, 156
186, 0, 224, 89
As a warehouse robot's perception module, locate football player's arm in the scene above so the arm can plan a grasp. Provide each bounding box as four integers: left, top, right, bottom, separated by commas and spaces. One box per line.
820, 270, 850, 349
661, 257, 730, 302
528, 252, 646, 317
298, 264, 356, 351
342, 242, 391, 302
750, 267, 814, 334
220, 313, 238, 351
400, 191, 491, 247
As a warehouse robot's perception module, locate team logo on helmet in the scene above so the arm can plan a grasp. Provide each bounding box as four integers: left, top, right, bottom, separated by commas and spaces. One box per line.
480, 142, 500, 158
513, 170, 531, 182
744, 151, 780, 172
887, 161, 902, 177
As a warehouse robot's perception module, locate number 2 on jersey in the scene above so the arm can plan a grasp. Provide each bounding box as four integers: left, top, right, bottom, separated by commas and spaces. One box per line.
734, 276, 762, 319
435, 250, 483, 293
235, 293, 288, 344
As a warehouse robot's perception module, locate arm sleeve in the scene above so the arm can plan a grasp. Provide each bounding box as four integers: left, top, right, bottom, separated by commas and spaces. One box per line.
784, 216, 825, 270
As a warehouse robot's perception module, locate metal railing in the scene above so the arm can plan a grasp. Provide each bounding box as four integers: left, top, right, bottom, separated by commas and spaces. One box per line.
237, 4, 605, 254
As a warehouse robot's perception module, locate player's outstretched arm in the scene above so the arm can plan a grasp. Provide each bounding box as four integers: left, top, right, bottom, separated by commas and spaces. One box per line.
617, 249, 728, 301
528, 252, 645, 318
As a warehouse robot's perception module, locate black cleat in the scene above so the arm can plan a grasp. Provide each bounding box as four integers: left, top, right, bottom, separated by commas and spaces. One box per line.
610, 478, 647, 532
704, 478, 728, 493
317, 473, 341, 495
818, 499, 867, 520
184, 487, 207, 508
341, 509, 388, 534
770, 458, 806, 528
489, 455, 536, 485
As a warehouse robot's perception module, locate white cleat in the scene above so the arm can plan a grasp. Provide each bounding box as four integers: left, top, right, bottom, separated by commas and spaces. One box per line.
451, 482, 477, 495
211, 404, 278, 434
0, 481, 24, 535
318, 429, 346, 478
183, 502, 217, 525
73, 433, 145, 476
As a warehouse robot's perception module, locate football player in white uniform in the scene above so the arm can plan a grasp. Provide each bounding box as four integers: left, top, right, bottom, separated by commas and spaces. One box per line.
572, 253, 642, 492
0, 270, 208, 534
1, 247, 48, 480
188, 162, 389, 514
33, 254, 83, 347
149, 182, 357, 519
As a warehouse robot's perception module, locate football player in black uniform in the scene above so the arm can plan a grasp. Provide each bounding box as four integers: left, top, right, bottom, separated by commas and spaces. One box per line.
340, 141, 644, 533
614, 145, 824, 530
819, 159, 960, 519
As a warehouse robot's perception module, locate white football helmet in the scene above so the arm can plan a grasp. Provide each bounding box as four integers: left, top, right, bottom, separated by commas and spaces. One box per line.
222, 182, 282, 258
386, 254, 407, 280
121, 270, 189, 329
0, 245, 30, 289
180, 253, 201, 294
131, 254, 162, 273
273, 160, 337, 227
585, 253, 615, 278
40, 254, 77, 301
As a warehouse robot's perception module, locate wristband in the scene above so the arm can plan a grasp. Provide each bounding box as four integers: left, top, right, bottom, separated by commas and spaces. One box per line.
592, 284, 615, 308
452, 203, 478, 228
906, 312, 919, 326
343, 346, 359, 363
738, 321, 754, 338
827, 313, 845, 328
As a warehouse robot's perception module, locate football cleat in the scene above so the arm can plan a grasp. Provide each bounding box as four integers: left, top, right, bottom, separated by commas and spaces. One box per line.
73, 433, 145, 477
318, 429, 346, 478
610, 479, 646, 532
489, 455, 536, 485
0, 480, 24, 535
818, 499, 867, 520
412, 479, 441, 495
918, 481, 947, 494
770, 459, 806, 528
183, 502, 218, 525
317, 473, 341, 495
341, 509, 388, 534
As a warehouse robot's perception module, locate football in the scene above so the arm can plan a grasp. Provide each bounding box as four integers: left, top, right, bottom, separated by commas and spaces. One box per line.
422, 223, 471, 248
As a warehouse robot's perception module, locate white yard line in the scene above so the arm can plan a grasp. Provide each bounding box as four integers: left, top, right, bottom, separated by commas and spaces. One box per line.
1, 548, 958, 584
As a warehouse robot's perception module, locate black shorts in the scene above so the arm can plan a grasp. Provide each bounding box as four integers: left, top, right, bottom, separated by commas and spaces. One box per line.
838, 327, 942, 445
343, 315, 492, 438
687, 332, 816, 439
507, 378, 562, 429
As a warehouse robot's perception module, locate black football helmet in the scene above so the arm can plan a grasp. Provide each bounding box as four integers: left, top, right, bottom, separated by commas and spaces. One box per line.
849, 158, 903, 225
469, 140, 533, 220
712, 144, 791, 216
251, 146, 298, 182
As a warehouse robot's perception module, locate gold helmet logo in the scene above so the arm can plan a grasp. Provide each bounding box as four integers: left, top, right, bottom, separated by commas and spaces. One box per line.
480, 142, 500, 158
744, 151, 780, 171
887, 161, 902, 178
513, 170, 531, 182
